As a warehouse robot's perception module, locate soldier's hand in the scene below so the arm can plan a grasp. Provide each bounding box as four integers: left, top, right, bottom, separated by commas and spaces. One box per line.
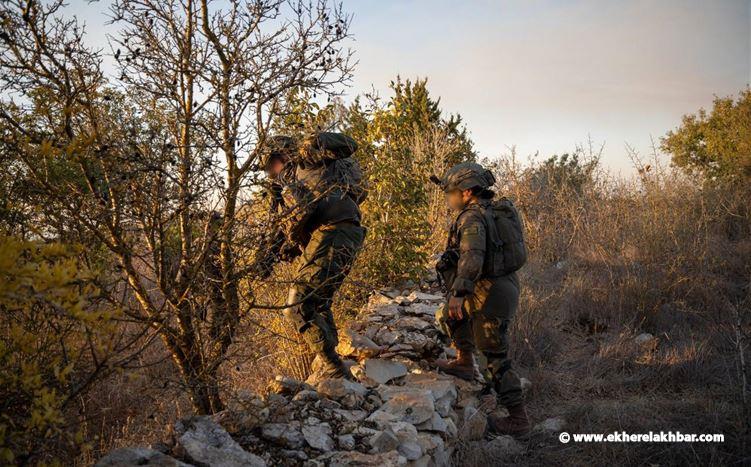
448, 295, 465, 321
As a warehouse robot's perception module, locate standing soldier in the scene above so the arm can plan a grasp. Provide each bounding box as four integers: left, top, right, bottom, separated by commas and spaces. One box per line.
259, 132, 366, 381
431, 162, 530, 436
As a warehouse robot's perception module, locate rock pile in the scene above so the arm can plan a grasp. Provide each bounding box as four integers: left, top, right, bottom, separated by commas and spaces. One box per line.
97, 290, 525, 467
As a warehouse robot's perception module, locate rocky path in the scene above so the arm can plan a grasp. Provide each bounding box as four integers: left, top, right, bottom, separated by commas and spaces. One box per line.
96, 290, 539, 467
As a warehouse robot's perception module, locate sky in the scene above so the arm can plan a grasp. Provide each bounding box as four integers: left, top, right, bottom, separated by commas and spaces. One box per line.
78, 0, 750, 174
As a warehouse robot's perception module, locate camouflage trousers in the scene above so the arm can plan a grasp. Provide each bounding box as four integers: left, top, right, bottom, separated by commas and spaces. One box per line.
437, 273, 523, 407
283, 222, 365, 356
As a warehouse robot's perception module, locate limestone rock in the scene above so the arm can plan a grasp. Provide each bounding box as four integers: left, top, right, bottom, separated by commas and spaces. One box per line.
369, 429, 400, 453
333, 408, 368, 422
378, 390, 435, 425
302, 422, 335, 451
260, 422, 305, 449
368, 293, 395, 306
398, 440, 423, 461
406, 291, 443, 303
315, 378, 367, 400
374, 328, 401, 346
337, 434, 356, 450
404, 372, 457, 403
394, 316, 432, 331
364, 358, 408, 384
267, 376, 309, 395
417, 412, 455, 436
95, 447, 190, 467
403, 303, 440, 318
174, 416, 266, 467
337, 328, 383, 359
366, 409, 398, 428
292, 389, 320, 402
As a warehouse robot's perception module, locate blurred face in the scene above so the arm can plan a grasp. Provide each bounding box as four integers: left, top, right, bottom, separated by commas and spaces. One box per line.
446, 188, 473, 211
265, 155, 286, 178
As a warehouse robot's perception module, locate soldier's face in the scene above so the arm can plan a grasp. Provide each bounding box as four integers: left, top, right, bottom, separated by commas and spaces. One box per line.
446, 190, 465, 211
265, 157, 285, 178
446, 189, 474, 211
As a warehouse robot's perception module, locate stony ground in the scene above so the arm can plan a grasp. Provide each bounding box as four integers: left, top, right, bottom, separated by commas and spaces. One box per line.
96, 289, 564, 467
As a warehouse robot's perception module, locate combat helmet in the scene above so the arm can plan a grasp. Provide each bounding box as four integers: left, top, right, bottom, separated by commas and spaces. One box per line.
259, 135, 297, 169
430, 162, 496, 192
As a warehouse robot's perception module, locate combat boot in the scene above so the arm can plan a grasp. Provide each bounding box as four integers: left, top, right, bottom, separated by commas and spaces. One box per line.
435, 348, 476, 381
487, 402, 530, 437
318, 350, 354, 381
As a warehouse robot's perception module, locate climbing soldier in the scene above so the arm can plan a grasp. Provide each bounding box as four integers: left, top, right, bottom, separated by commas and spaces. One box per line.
259, 132, 367, 381
431, 162, 531, 436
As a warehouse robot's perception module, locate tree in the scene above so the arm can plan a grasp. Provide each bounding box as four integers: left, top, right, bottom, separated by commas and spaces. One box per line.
0, 0, 353, 414
344, 78, 474, 285
661, 89, 751, 183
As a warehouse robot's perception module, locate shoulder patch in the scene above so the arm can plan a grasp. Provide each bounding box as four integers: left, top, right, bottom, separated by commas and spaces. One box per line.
460, 222, 484, 247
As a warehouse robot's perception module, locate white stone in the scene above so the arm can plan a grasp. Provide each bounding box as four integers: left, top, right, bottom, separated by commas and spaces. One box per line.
394, 316, 432, 331
369, 429, 400, 453
534, 417, 566, 433
378, 390, 435, 425
302, 422, 335, 451
337, 434, 356, 450
260, 422, 305, 449
398, 440, 423, 461
519, 377, 532, 392
407, 291, 444, 303
337, 328, 383, 359
364, 358, 408, 384
315, 378, 367, 400
175, 416, 266, 467
635, 332, 654, 345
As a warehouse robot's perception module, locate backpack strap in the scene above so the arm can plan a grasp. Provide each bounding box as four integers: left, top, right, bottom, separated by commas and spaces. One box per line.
473, 202, 502, 251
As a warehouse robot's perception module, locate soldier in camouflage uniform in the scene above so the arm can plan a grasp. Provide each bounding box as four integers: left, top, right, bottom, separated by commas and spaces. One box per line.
432, 162, 530, 436
260, 133, 366, 380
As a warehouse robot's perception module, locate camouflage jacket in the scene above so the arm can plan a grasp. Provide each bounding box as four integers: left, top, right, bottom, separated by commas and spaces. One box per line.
446, 199, 490, 296
272, 133, 361, 248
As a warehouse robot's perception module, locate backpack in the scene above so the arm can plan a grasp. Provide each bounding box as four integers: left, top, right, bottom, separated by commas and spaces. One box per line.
479, 198, 527, 276
329, 157, 368, 204
297, 156, 368, 205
